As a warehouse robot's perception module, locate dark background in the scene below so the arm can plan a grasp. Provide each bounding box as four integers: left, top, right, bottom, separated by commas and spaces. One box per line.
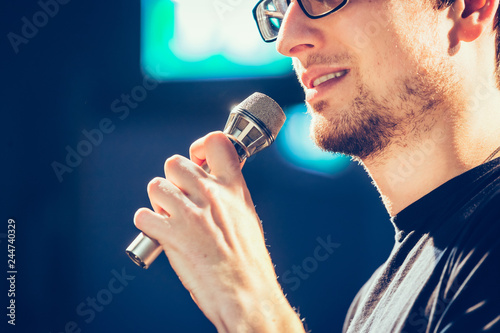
2, 1, 393, 332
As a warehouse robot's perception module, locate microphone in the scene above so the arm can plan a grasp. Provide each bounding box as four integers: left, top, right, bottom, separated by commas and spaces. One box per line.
126, 92, 286, 269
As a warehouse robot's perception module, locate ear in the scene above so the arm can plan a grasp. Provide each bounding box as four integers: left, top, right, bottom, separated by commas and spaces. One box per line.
452, 0, 499, 42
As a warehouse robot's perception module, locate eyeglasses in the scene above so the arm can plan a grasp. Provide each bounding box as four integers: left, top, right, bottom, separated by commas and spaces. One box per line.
252, 0, 349, 42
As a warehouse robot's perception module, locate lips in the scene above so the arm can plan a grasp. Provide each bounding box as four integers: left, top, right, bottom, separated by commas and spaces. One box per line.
301, 68, 350, 89
299, 67, 351, 104
312, 70, 349, 87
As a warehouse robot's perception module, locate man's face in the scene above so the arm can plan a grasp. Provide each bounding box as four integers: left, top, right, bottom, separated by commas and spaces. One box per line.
276, 0, 463, 160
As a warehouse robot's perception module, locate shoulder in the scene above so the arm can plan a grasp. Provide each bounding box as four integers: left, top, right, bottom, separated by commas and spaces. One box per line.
342, 265, 384, 333
452, 158, 500, 240
465, 172, 500, 237
432, 174, 500, 332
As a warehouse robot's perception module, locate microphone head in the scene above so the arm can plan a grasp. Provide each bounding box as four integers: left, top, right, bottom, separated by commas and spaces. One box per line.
235, 92, 286, 140
224, 92, 286, 160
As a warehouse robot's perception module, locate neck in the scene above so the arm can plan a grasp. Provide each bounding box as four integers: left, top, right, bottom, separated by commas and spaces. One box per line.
361, 93, 500, 217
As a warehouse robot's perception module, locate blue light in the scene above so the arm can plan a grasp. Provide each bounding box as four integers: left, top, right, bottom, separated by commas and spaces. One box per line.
141, 0, 292, 80
277, 104, 352, 176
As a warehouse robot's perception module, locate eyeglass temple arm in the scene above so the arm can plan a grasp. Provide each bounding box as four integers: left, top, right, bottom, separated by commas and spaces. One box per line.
264, 10, 284, 19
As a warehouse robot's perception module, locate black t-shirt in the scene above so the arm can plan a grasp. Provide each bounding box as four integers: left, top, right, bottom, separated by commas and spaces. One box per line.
343, 158, 500, 333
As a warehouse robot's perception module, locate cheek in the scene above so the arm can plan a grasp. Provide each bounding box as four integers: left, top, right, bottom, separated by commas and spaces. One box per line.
336, 4, 417, 92
356, 39, 410, 98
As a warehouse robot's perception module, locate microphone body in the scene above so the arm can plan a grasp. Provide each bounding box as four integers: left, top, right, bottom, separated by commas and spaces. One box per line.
126, 92, 286, 269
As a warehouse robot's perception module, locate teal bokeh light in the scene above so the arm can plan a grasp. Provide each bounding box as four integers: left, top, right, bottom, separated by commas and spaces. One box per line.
277, 104, 352, 176
141, 0, 292, 80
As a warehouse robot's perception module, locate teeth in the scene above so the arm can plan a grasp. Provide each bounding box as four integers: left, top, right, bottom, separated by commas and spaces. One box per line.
313, 70, 348, 87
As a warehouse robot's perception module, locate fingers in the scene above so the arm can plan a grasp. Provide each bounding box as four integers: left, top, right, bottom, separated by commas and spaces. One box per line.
147, 176, 191, 217
190, 131, 243, 180
143, 131, 245, 236
134, 207, 171, 246
163, 155, 207, 199
190, 135, 208, 166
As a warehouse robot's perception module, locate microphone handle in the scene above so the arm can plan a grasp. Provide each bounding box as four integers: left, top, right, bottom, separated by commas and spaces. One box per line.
126, 137, 246, 269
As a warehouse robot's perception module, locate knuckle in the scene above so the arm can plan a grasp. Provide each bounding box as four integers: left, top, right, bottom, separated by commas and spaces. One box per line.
133, 208, 151, 228
210, 130, 224, 137
205, 131, 225, 146
147, 177, 163, 194
164, 154, 183, 170
189, 138, 202, 152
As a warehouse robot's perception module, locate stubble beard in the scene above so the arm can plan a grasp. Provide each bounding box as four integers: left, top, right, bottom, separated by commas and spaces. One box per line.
308, 82, 398, 161
306, 60, 459, 161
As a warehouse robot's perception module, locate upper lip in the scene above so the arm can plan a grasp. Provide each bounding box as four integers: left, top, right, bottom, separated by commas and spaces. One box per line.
301, 67, 350, 89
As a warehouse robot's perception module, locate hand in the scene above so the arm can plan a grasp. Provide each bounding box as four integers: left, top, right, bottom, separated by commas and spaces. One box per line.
133, 131, 304, 332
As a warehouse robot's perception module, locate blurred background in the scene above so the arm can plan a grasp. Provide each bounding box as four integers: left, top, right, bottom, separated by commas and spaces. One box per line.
2, 0, 393, 332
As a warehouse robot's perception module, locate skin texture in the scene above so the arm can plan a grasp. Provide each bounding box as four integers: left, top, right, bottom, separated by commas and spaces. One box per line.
135, 133, 305, 332
134, 0, 500, 331
277, 0, 500, 215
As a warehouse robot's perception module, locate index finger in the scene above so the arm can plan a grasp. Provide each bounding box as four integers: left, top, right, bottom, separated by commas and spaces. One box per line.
189, 131, 245, 177
189, 133, 210, 166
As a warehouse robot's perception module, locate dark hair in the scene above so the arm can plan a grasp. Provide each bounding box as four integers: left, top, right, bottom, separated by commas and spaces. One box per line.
434, 0, 500, 85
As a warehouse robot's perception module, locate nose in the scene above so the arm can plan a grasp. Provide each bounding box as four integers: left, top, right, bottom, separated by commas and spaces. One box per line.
276, 1, 323, 58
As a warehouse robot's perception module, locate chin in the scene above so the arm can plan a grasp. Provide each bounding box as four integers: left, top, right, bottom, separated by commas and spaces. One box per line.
308, 104, 394, 161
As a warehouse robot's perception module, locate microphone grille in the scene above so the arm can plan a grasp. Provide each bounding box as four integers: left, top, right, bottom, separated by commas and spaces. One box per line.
235, 92, 286, 140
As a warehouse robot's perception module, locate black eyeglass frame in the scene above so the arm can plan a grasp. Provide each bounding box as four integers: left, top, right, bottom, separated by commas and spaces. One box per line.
252, 0, 349, 43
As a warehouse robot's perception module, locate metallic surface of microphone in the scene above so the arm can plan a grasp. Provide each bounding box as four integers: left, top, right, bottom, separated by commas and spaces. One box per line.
126, 92, 286, 269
